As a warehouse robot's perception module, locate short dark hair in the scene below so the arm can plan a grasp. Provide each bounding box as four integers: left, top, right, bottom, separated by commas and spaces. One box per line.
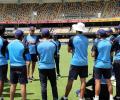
76, 31, 83, 34
41, 29, 50, 38
15, 30, 24, 40
99, 33, 107, 38
42, 33, 50, 38
0, 26, 5, 36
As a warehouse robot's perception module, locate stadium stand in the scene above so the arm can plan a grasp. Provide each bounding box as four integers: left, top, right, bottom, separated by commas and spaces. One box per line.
103, 1, 120, 18
0, 1, 119, 22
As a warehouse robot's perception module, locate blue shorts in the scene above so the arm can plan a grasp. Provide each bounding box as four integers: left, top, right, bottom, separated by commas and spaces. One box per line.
0, 64, 8, 81
25, 53, 31, 61
68, 65, 88, 80
10, 66, 28, 84
94, 67, 112, 79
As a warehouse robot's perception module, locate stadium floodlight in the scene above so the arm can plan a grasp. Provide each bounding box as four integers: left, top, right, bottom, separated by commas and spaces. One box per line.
33, 11, 37, 16
97, 12, 101, 18
31, 11, 37, 21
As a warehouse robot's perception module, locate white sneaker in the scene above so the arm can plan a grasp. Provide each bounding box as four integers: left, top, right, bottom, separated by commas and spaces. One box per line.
110, 95, 114, 100
111, 75, 115, 81
79, 98, 85, 100
93, 96, 99, 100
94, 98, 99, 100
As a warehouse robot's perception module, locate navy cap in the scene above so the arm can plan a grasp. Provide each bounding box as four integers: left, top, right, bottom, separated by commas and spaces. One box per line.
41, 28, 50, 36
106, 29, 113, 33
15, 30, 24, 37
96, 29, 107, 35
114, 25, 120, 29
30, 26, 35, 30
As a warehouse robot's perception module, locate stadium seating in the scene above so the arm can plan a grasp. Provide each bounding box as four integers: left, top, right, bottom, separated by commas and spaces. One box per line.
0, 1, 119, 22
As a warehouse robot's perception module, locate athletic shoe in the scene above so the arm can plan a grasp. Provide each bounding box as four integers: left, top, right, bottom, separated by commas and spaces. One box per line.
28, 77, 32, 82
75, 90, 80, 97
31, 76, 35, 81
79, 98, 85, 100
114, 96, 120, 100
0, 96, 4, 100
60, 96, 68, 100
111, 75, 115, 81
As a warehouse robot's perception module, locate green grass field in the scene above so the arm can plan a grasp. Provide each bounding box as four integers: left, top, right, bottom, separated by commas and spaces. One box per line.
3, 45, 115, 100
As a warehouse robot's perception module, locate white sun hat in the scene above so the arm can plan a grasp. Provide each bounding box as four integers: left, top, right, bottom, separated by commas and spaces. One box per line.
72, 22, 88, 33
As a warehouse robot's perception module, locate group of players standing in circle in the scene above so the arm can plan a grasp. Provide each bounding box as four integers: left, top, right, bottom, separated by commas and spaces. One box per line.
0, 22, 120, 100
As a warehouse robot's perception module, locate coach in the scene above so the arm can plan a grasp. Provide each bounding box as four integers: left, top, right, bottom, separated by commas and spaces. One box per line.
61, 22, 88, 100
24, 26, 38, 80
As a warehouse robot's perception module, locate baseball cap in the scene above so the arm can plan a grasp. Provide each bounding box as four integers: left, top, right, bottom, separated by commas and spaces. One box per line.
96, 29, 107, 35
114, 25, 120, 29
15, 30, 24, 37
106, 29, 113, 33
30, 26, 35, 31
41, 28, 50, 36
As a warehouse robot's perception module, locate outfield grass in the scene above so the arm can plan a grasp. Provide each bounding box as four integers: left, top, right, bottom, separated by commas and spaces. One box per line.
3, 45, 115, 100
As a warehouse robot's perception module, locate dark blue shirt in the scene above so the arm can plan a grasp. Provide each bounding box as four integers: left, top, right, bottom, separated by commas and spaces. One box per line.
0, 37, 8, 66
113, 35, 120, 60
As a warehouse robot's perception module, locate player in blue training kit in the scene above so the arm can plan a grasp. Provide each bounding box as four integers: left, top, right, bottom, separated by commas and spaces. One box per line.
7, 30, 28, 100
106, 29, 115, 81
90, 30, 111, 100
53, 35, 61, 77
24, 26, 38, 80
61, 23, 88, 100
106, 29, 114, 42
113, 25, 120, 100
91, 29, 114, 100
37, 29, 58, 100
0, 26, 8, 100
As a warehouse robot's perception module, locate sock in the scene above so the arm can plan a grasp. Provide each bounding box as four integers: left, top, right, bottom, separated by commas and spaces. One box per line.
110, 94, 113, 100
79, 97, 85, 100
63, 96, 68, 100
94, 95, 99, 100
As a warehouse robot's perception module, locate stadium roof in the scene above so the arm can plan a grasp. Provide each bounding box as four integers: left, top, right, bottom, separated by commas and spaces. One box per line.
0, 0, 110, 4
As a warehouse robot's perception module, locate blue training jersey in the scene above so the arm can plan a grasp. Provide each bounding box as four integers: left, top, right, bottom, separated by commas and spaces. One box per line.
37, 40, 56, 69
106, 35, 114, 42
95, 39, 113, 69
7, 39, 26, 67
68, 34, 88, 66
26, 34, 38, 54
0, 37, 8, 66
